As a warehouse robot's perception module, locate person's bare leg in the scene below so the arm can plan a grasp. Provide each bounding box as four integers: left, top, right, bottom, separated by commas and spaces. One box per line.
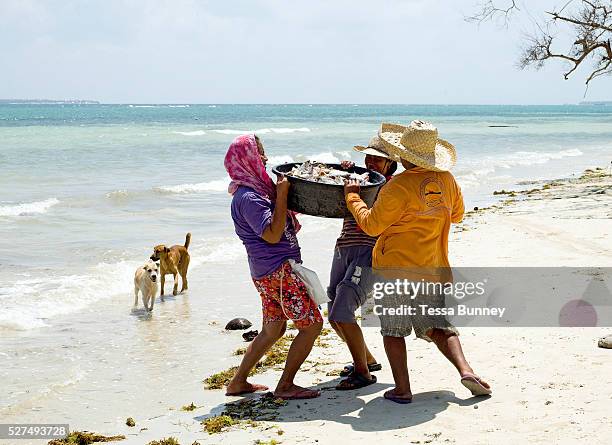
330, 320, 346, 341
337, 322, 370, 378
428, 329, 490, 389
383, 335, 412, 400
331, 320, 377, 366
365, 345, 377, 365
226, 321, 286, 395
274, 321, 323, 398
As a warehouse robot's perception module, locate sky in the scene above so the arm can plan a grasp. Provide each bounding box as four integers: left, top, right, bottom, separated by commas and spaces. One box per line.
1, 0, 610, 104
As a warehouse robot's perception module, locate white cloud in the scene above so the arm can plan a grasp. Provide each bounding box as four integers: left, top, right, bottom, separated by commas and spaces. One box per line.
0, 0, 609, 103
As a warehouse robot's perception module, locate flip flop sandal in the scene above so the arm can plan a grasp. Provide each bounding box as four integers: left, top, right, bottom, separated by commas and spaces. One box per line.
383, 390, 412, 404
339, 362, 383, 377
368, 362, 383, 372
335, 373, 377, 391
461, 373, 492, 396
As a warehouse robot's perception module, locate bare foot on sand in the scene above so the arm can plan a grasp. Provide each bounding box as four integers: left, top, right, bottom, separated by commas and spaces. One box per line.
273, 384, 321, 400
225, 380, 269, 396
383, 388, 413, 404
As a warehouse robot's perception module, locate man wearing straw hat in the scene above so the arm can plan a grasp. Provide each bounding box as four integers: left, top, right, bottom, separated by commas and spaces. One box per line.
344, 120, 491, 404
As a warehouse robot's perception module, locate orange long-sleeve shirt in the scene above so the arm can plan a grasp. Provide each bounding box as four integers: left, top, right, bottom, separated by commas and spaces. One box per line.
346, 167, 464, 269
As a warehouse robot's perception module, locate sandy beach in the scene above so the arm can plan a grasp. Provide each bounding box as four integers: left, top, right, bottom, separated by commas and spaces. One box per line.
6, 166, 606, 445
4, 0, 612, 441
3, 0, 612, 443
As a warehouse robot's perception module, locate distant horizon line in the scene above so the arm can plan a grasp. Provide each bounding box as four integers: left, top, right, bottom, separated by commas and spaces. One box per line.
2, 100, 612, 106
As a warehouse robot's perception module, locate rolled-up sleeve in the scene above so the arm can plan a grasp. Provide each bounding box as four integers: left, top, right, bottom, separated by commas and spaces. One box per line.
346, 183, 405, 237
450, 178, 464, 223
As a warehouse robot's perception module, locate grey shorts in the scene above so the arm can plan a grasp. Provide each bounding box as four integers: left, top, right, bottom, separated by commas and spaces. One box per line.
327, 245, 373, 323
377, 291, 459, 341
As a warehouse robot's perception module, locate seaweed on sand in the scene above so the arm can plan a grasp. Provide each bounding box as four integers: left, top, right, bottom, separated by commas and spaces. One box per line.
464, 205, 492, 217
204, 365, 261, 389
222, 392, 287, 422
313, 329, 331, 348
493, 189, 517, 196
204, 366, 240, 389
204, 335, 295, 389
146, 438, 180, 445
257, 335, 293, 368
48, 431, 125, 445
314, 337, 330, 348
202, 415, 238, 434
201, 393, 289, 434
233, 347, 247, 356
205, 327, 333, 390
581, 167, 609, 180
181, 402, 198, 411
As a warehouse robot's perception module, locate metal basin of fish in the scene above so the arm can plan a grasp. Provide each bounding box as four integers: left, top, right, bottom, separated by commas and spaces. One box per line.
272, 162, 386, 218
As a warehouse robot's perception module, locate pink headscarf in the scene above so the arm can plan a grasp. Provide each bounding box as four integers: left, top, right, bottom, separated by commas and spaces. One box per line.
224, 134, 300, 231
225, 134, 275, 198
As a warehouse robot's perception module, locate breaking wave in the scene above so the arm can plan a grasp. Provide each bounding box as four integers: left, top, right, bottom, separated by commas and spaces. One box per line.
154, 178, 229, 194
212, 127, 311, 135
0, 198, 60, 217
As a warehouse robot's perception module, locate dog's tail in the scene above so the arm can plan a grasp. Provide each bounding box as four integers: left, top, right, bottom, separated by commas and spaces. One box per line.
184, 232, 192, 250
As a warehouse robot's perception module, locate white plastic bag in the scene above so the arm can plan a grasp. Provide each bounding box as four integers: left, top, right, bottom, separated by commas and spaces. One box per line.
287, 259, 330, 306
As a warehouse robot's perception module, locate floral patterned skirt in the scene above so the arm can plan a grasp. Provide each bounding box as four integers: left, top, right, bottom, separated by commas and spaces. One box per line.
253, 261, 323, 329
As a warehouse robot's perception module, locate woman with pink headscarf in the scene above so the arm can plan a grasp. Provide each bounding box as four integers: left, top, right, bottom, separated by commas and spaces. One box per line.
224, 134, 323, 400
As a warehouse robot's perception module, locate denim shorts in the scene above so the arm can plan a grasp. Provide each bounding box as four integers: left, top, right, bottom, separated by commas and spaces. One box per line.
327, 245, 373, 323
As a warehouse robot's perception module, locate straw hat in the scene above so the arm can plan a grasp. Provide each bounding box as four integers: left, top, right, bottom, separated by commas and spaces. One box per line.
353, 136, 401, 162
377, 120, 456, 172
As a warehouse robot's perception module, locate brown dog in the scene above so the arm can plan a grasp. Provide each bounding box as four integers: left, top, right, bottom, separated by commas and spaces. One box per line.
150, 233, 191, 297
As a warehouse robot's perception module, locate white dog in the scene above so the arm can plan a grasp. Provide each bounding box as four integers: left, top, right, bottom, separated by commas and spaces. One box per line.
134, 260, 159, 312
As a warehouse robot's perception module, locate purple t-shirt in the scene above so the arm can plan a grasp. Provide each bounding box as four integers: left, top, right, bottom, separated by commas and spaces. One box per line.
231, 186, 301, 279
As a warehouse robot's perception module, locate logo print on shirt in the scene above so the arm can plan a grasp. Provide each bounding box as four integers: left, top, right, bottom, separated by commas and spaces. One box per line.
420, 177, 444, 207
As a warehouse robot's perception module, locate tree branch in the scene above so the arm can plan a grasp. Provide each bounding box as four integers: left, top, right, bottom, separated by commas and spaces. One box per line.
466, 0, 519, 25
472, 0, 612, 86
548, 10, 612, 32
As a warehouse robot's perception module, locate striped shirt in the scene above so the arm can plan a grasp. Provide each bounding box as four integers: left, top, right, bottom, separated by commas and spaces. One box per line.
336, 174, 393, 249
335, 216, 378, 248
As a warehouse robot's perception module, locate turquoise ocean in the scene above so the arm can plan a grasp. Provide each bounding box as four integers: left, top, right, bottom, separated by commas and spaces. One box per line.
1, 104, 611, 426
